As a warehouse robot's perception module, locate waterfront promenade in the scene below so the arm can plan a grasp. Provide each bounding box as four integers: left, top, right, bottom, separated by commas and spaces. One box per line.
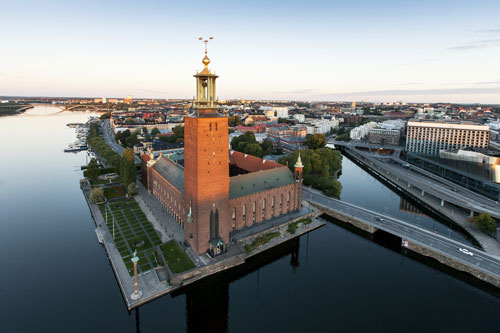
304, 187, 500, 288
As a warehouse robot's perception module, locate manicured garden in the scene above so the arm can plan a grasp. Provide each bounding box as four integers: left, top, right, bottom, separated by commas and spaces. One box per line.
245, 231, 281, 253
99, 198, 163, 275
286, 217, 312, 234
159, 240, 195, 274
103, 185, 126, 199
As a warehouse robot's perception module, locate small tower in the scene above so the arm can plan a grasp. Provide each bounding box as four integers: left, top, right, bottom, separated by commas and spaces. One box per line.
193, 36, 218, 116
294, 153, 303, 182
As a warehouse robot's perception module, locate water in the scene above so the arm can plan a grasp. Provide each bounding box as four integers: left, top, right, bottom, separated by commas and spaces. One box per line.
338, 157, 471, 244
0, 106, 499, 332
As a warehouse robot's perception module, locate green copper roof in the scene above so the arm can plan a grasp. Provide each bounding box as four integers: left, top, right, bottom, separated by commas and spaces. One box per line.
229, 167, 295, 199
153, 156, 185, 194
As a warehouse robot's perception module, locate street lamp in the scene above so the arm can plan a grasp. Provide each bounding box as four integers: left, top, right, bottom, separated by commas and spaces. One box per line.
130, 250, 143, 300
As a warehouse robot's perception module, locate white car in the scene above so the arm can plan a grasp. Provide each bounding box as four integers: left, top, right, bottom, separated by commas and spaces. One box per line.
459, 248, 474, 256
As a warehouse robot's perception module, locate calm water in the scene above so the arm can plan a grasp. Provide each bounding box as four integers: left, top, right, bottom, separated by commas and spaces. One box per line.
1, 106, 499, 332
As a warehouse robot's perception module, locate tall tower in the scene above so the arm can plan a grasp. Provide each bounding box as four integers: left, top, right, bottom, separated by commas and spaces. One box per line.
184, 37, 230, 255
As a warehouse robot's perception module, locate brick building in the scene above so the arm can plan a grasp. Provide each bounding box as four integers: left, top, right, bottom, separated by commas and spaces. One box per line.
142, 52, 303, 257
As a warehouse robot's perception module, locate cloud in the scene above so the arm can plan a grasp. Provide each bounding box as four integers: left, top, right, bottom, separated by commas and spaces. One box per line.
476, 28, 500, 34
397, 59, 437, 66
135, 88, 168, 94
328, 86, 500, 97
272, 88, 319, 94
448, 39, 500, 51
475, 79, 500, 85
398, 82, 421, 86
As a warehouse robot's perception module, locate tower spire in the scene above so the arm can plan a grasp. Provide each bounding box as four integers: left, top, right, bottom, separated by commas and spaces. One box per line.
194, 36, 218, 112
198, 36, 214, 70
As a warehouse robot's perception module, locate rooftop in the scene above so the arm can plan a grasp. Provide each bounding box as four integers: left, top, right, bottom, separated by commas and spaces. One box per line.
152, 155, 185, 193
229, 167, 295, 199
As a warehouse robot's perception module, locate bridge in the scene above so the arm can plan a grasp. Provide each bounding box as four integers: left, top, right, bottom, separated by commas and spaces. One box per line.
304, 187, 500, 288
64, 105, 114, 112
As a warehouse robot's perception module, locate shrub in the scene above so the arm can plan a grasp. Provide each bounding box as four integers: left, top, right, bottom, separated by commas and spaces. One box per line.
90, 187, 105, 203
127, 182, 136, 196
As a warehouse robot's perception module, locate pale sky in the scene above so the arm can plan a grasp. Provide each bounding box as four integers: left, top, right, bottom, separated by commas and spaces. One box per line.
1, 0, 500, 103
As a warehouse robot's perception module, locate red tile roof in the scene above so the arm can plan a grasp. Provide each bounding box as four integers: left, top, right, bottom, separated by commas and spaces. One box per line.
230, 150, 284, 172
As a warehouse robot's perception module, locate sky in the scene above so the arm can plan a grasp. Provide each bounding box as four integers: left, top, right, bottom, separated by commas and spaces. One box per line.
1, 0, 500, 103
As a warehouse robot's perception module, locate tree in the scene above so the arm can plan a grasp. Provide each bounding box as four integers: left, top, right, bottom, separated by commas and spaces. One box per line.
472, 213, 497, 235
127, 182, 136, 196
123, 148, 135, 164
278, 148, 343, 198
119, 158, 136, 186
231, 131, 257, 150
100, 112, 111, 119
228, 115, 241, 127
125, 133, 140, 147
261, 140, 273, 155
86, 158, 100, 181
90, 187, 105, 203
244, 143, 264, 158
151, 127, 160, 136
305, 133, 327, 149
142, 127, 149, 135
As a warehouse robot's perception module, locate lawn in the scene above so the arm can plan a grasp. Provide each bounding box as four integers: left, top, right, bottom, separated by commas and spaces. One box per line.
98, 198, 163, 275
103, 185, 126, 199
160, 240, 195, 274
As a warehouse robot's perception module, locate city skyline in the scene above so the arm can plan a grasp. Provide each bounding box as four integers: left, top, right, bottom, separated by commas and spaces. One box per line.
2, 0, 500, 103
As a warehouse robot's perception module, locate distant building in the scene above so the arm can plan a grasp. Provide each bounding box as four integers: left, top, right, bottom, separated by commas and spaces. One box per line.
406, 120, 490, 156
350, 122, 377, 141
124, 95, 133, 104
368, 120, 406, 146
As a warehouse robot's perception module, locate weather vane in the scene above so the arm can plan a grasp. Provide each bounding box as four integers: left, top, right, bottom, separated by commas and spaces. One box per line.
198, 36, 214, 55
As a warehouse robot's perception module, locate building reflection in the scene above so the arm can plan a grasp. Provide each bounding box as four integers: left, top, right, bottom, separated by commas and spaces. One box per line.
399, 197, 427, 216
153, 237, 302, 333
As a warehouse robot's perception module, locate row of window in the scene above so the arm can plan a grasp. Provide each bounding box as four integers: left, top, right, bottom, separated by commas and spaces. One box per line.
231, 192, 297, 229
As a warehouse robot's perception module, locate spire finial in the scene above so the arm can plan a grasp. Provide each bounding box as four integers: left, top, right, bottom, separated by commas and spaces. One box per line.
198, 36, 214, 68
294, 152, 304, 168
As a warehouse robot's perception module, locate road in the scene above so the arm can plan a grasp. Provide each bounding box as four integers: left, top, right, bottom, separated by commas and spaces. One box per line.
102, 119, 141, 163
345, 147, 500, 220
303, 187, 500, 278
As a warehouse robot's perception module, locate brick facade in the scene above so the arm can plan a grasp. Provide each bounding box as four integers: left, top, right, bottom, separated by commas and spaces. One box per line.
229, 182, 302, 231
183, 115, 231, 254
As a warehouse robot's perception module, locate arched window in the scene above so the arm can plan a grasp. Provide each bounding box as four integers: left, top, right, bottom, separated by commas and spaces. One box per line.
209, 123, 212, 131
210, 210, 215, 240
262, 199, 266, 219
232, 207, 236, 229
242, 205, 246, 225
215, 209, 220, 238
252, 202, 256, 223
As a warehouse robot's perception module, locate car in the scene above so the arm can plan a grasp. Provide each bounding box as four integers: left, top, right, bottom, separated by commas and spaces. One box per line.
459, 248, 474, 256
375, 217, 384, 221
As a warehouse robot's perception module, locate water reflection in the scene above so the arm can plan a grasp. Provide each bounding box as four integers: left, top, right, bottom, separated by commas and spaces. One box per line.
156, 238, 301, 333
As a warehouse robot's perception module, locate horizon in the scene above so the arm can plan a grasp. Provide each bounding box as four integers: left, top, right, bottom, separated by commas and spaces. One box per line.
1, 0, 500, 103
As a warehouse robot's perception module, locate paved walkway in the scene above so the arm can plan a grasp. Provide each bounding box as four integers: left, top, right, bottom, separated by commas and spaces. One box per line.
136, 181, 186, 244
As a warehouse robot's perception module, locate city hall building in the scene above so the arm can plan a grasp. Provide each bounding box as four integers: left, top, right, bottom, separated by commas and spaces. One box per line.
141, 51, 303, 256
